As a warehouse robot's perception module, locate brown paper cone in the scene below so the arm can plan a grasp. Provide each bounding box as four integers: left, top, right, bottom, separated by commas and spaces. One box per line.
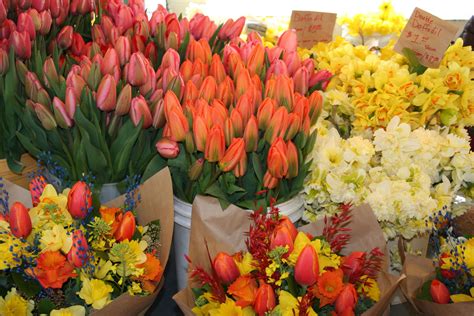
173, 198, 402, 315
401, 254, 474, 315
3, 167, 174, 316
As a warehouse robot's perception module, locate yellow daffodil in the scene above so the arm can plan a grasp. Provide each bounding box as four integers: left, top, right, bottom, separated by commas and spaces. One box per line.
0, 233, 28, 270
358, 277, 381, 301
0, 288, 34, 316
50, 305, 86, 316
208, 298, 255, 316
109, 240, 147, 277
192, 293, 220, 316
289, 232, 340, 271
29, 185, 72, 231
234, 252, 256, 276
128, 282, 143, 295
39, 224, 72, 253
276, 290, 317, 316
451, 288, 474, 303
77, 276, 113, 310
94, 259, 115, 280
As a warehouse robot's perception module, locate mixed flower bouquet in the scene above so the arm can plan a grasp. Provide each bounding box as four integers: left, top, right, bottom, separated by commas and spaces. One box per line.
305, 116, 474, 240
402, 212, 474, 314
155, 29, 331, 209
0, 167, 174, 315
299, 37, 474, 136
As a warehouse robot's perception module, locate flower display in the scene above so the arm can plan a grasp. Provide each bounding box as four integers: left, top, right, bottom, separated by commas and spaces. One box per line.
299, 37, 474, 134
305, 117, 474, 240
188, 204, 385, 315
0, 175, 163, 314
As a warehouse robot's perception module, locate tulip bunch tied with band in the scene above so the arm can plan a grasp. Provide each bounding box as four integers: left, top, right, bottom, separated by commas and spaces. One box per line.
187, 203, 385, 315
0, 175, 163, 314
156, 30, 329, 209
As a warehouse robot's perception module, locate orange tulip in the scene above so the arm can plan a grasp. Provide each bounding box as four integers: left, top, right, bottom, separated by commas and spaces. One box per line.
67, 230, 89, 268
286, 140, 298, 178
210, 54, 226, 84
228, 275, 257, 307
199, 76, 217, 103
235, 94, 252, 124
116, 84, 132, 116
114, 211, 136, 242
99, 207, 122, 234
205, 125, 225, 162
235, 69, 252, 100
34, 251, 77, 289
29, 175, 47, 207
213, 252, 240, 284
247, 44, 265, 77
224, 118, 235, 147
67, 181, 92, 219
284, 113, 301, 141
233, 151, 247, 178
219, 138, 245, 172
295, 244, 319, 286
243, 115, 258, 152
164, 92, 189, 141
193, 114, 208, 152
430, 279, 450, 304
264, 107, 288, 144
257, 98, 276, 130
263, 171, 279, 189
308, 90, 323, 125
275, 75, 294, 111
9, 202, 32, 238
183, 80, 199, 103
335, 284, 358, 314
267, 137, 288, 179
270, 225, 294, 253
254, 283, 276, 316
278, 216, 298, 240
230, 109, 244, 137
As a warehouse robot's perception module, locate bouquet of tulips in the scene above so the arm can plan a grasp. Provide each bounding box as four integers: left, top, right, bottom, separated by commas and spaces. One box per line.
155, 29, 331, 208
0, 167, 174, 315
402, 211, 474, 314
174, 196, 404, 315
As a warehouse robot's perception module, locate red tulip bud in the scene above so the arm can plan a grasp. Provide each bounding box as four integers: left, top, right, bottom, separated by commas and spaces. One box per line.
430, 279, 450, 304
57, 25, 73, 50
39, 10, 52, 35
17, 12, 36, 41
114, 211, 136, 242
96, 74, 117, 112
67, 181, 92, 219
68, 230, 89, 268
9, 202, 32, 238
11, 31, 31, 59
32, 0, 49, 11
309, 69, 332, 90
295, 244, 319, 286
29, 175, 47, 206
130, 96, 152, 129
156, 138, 179, 159
213, 252, 240, 284
335, 284, 358, 314
50, 0, 61, 18
270, 225, 294, 254
254, 283, 276, 316
341, 252, 365, 282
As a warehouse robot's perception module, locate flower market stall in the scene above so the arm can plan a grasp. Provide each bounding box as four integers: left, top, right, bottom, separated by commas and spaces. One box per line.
0, 0, 473, 315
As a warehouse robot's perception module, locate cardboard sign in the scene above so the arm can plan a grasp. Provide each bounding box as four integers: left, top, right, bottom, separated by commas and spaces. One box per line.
289, 10, 337, 48
394, 7, 459, 68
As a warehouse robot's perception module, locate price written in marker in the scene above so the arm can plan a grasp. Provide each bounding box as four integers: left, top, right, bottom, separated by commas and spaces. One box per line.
394, 7, 459, 68
289, 11, 337, 49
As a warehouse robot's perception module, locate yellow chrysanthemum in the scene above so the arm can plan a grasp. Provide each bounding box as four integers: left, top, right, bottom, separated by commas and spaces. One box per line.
50, 305, 86, 316
40, 224, 72, 253
29, 185, 72, 231
77, 276, 113, 310
0, 288, 34, 316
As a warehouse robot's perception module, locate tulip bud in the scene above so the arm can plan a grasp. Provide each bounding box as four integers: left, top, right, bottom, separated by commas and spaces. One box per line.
111, 84, 131, 116
29, 175, 47, 206
11, 31, 32, 59
68, 230, 89, 268
308, 91, 323, 125
33, 102, 56, 130
127, 52, 148, 86
205, 125, 225, 162
309, 70, 332, 91
130, 96, 152, 129
115, 36, 131, 66
278, 216, 297, 240
43, 57, 59, 87
335, 284, 358, 314
233, 152, 247, 178
230, 109, 244, 137
9, 202, 32, 238
67, 181, 92, 219
241, 115, 258, 152
213, 252, 240, 284
265, 107, 288, 144
430, 279, 450, 304
285, 113, 301, 141
50, 0, 61, 18
341, 252, 365, 282
32, 0, 49, 11
224, 118, 234, 147
57, 25, 73, 50
156, 138, 180, 159
16, 60, 28, 84
193, 115, 208, 152
86, 60, 101, 91
188, 158, 204, 181
263, 171, 279, 189
254, 283, 276, 316
277, 29, 297, 52
184, 131, 195, 153
247, 44, 265, 77
0, 2, 5, 25
17, 12, 36, 41
96, 74, 117, 112
53, 97, 73, 128
295, 244, 319, 286
219, 138, 245, 172
210, 54, 226, 84
39, 11, 52, 35
294, 67, 309, 95
101, 48, 119, 77
152, 99, 166, 128
275, 75, 294, 111
217, 77, 234, 107
199, 76, 217, 103
114, 211, 136, 242
164, 92, 188, 141
0, 49, 8, 75
257, 98, 276, 130
267, 137, 288, 179
65, 87, 77, 119
286, 141, 298, 179
270, 225, 294, 253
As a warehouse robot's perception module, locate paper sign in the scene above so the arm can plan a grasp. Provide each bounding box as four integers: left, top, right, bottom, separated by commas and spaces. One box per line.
289, 10, 337, 48
394, 7, 459, 68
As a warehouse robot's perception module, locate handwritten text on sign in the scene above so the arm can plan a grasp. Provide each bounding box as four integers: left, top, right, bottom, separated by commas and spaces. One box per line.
289, 11, 337, 49
394, 7, 459, 68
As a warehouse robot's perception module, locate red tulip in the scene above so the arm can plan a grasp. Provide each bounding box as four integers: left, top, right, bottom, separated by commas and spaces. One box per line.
32, 0, 49, 11
9, 202, 32, 238
127, 52, 148, 86
309, 69, 332, 91
430, 279, 450, 304
65, 87, 77, 119
130, 96, 152, 128
101, 48, 120, 77
11, 31, 31, 59
270, 225, 294, 253
29, 175, 47, 206
53, 97, 73, 128
71, 0, 94, 14
67, 230, 89, 267
335, 284, 358, 314
277, 29, 297, 52
67, 181, 92, 219
50, 0, 61, 18
57, 25, 73, 50
0, 2, 5, 24
254, 283, 276, 316
0, 48, 8, 75
115, 5, 133, 33
115, 36, 131, 66
213, 252, 240, 284
218, 16, 245, 40
219, 138, 245, 172
295, 244, 319, 286
205, 125, 225, 162
17, 12, 36, 41
96, 74, 117, 112
39, 11, 52, 35
114, 211, 136, 242
278, 216, 297, 240
156, 138, 179, 159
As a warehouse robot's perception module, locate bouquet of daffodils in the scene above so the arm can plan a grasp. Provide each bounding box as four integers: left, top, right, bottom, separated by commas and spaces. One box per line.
0, 168, 173, 315
305, 116, 474, 240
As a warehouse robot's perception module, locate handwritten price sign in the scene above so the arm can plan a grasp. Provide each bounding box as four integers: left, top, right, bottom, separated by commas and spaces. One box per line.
394, 7, 459, 68
289, 11, 337, 49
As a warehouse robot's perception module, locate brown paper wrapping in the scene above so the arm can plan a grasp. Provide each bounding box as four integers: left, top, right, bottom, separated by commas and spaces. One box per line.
401, 254, 474, 315
173, 197, 404, 315
3, 167, 174, 316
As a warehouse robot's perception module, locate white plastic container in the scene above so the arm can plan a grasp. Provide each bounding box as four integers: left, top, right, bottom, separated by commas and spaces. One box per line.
173, 195, 305, 290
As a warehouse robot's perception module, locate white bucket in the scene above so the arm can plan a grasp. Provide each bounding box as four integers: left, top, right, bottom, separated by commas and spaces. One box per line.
173, 195, 305, 290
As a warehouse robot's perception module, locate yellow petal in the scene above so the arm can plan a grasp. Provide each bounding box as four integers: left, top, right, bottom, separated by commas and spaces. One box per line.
450, 294, 474, 303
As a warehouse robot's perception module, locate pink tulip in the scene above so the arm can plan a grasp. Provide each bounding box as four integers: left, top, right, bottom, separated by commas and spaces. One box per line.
156, 138, 180, 159
115, 36, 131, 66
130, 96, 152, 128
11, 31, 32, 59
127, 52, 148, 86
57, 25, 73, 49
53, 97, 73, 128
96, 74, 117, 112
277, 29, 298, 52
17, 12, 36, 41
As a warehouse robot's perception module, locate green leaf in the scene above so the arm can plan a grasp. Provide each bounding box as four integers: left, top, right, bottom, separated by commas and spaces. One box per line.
11, 273, 41, 298
142, 154, 167, 182
204, 182, 227, 201
112, 120, 143, 181
178, 32, 190, 62
37, 299, 56, 314
16, 132, 41, 156
168, 144, 188, 171
227, 183, 246, 195
75, 107, 101, 149
252, 152, 263, 184
303, 131, 317, 158
402, 48, 428, 75
417, 279, 434, 301
82, 137, 108, 177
